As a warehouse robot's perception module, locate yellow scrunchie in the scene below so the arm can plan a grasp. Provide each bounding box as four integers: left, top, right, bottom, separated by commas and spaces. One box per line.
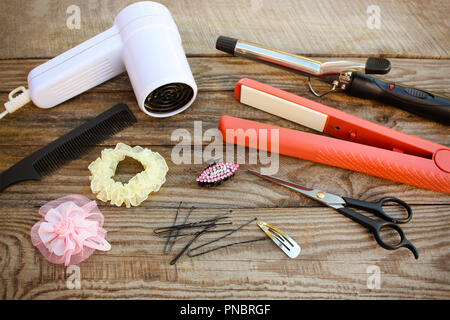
88, 143, 168, 208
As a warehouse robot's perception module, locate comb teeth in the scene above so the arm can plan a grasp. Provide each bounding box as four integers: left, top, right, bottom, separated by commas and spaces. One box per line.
33, 104, 136, 176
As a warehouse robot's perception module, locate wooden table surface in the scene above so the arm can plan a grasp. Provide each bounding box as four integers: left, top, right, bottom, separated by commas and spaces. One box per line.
0, 0, 449, 300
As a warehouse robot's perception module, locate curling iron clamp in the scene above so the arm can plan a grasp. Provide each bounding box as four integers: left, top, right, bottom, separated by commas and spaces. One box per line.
219, 78, 450, 193
216, 36, 450, 125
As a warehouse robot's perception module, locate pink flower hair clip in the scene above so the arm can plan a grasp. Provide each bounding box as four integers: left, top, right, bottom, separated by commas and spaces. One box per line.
31, 195, 111, 266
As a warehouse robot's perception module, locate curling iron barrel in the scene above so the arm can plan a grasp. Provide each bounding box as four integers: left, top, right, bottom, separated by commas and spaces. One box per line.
216, 36, 384, 78
27, 2, 197, 118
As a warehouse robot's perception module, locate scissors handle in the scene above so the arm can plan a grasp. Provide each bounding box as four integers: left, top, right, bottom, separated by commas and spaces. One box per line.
342, 196, 413, 224
336, 206, 419, 259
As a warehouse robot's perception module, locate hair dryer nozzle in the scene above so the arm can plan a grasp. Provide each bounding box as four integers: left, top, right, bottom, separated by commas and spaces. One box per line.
144, 83, 195, 115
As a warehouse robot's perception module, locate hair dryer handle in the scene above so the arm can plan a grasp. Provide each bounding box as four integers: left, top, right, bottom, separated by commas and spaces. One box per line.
27, 26, 125, 109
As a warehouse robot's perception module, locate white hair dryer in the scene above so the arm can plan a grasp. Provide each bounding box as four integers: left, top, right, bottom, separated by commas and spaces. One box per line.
3, 1, 197, 118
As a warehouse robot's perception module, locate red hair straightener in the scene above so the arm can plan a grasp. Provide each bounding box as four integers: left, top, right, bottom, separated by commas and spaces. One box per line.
218, 78, 450, 193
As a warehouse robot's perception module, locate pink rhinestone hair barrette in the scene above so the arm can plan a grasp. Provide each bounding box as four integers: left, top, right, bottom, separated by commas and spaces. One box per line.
196, 161, 239, 187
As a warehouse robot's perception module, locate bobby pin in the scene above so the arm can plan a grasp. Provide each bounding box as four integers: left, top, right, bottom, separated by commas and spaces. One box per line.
159, 228, 237, 239
163, 201, 182, 254
155, 221, 233, 235
154, 214, 231, 235
187, 217, 267, 258
170, 221, 217, 265
187, 237, 267, 258
166, 206, 195, 253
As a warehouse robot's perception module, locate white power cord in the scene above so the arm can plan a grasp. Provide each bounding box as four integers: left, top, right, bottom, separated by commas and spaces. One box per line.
0, 110, 7, 119
2, 86, 31, 119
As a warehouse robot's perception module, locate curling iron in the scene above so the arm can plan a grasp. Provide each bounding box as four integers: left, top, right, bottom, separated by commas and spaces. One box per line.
216, 36, 450, 125
2, 2, 197, 120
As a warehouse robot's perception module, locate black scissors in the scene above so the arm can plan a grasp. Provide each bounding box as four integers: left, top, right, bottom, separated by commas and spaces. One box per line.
248, 170, 418, 259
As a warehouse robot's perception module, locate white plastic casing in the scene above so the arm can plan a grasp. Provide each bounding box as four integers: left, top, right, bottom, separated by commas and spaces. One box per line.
27, 1, 197, 117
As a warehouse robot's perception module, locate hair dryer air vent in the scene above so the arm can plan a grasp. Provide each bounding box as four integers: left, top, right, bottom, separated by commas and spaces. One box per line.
145, 83, 194, 114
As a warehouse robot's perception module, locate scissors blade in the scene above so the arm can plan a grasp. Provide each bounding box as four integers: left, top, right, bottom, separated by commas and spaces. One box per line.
248, 169, 346, 208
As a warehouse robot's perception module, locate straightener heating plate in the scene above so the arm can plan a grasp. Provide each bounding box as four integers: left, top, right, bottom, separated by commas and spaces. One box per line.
239, 84, 328, 132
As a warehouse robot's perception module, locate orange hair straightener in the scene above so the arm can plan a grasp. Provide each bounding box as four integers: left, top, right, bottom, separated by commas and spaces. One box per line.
218, 78, 450, 193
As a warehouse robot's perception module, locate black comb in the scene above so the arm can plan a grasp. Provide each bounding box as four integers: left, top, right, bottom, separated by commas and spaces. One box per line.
0, 103, 137, 192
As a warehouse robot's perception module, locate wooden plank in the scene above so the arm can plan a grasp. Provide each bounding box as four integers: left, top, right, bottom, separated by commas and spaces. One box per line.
0, 205, 448, 299
0, 58, 448, 205
0, 89, 447, 147
0, 0, 449, 59
0, 145, 449, 208
0, 57, 448, 147
0, 0, 449, 302
1, 57, 450, 95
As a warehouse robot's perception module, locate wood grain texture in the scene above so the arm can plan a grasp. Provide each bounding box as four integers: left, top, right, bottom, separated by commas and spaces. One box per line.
1, 57, 450, 95
0, 0, 449, 300
0, 145, 449, 208
0, 58, 449, 147
0, 206, 448, 299
0, 0, 449, 59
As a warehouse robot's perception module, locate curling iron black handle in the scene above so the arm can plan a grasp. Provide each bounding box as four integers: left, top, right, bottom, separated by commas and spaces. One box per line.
346, 72, 450, 125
